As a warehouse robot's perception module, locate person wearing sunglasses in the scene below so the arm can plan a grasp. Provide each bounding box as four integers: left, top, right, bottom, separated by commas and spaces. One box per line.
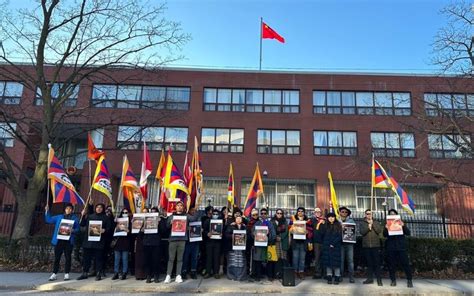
246, 208, 260, 279
289, 207, 313, 280
360, 209, 383, 286
269, 209, 289, 280
339, 206, 355, 283
249, 208, 276, 282
311, 207, 325, 279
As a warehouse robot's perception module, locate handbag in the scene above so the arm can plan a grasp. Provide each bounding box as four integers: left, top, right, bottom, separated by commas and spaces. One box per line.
267, 245, 278, 262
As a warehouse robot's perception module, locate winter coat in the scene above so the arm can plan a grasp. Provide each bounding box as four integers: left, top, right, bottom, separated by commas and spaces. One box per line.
383, 225, 411, 251
311, 216, 325, 244
80, 211, 113, 249
251, 219, 276, 262
270, 217, 289, 251
143, 218, 168, 247
320, 222, 342, 269
360, 219, 382, 248
45, 211, 80, 246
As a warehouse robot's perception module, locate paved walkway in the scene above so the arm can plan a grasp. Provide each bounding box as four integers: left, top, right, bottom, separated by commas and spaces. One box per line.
0, 272, 473, 295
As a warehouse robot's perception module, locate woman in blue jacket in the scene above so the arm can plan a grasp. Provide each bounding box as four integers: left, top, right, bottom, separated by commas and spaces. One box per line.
45, 203, 80, 281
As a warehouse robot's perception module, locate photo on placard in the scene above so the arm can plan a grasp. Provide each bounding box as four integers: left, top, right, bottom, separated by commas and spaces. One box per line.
57, 219, 74, 241
210, 219, 223, 239
144, 214, 159, 234
131, 214, 145, 234
171, 215, 187, 236
232, 230, 246, 250
254, 226, 268, 246
189, 221, 203, 242
114, 218, 129, 237
342, 223, 356, 243
88, 221, 102, 241
386, 215, 404, 236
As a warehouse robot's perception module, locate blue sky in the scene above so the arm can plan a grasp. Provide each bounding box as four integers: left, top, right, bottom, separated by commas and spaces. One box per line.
164, 0, 452, 73
7, 0, 454, 73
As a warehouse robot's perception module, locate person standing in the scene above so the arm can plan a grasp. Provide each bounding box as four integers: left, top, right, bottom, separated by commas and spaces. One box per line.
383, 209, 413, 288
112, 208, 131, 280
250, 208, 276, 282
311, 207, 325, 279
164, 201, 192, 284
182, 207, 202, 280
225, 209, 247, 281
339, 206, 355, 283
45, 203, 80, 281
143, 207, 167, 283
203, 208, 224, 279
270, 209, 289, 279
77, 203, 113, 281
289, 207, 313, 280
320, 212, 342, 285
360, 209, 383, 286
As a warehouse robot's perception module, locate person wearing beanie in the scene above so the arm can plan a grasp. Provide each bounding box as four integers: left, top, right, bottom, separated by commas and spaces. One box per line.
383, 209, 413, 288
339, 206, 356, 283
45, 203, 79, 281
77, 202, 113, 281
289, 207, 313, 280
320, 212, 342, 285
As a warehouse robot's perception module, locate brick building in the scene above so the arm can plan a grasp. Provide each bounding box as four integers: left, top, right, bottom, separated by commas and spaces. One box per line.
0, 67, 473, 238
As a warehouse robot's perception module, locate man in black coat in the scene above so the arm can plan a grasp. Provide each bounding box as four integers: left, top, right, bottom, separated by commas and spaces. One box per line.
77, 203, 113, 281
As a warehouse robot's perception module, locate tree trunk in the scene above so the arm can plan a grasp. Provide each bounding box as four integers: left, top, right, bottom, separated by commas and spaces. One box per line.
11, 149, 48, 240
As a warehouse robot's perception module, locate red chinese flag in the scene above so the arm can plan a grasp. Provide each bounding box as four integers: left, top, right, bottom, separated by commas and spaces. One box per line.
262, 22, 285, 43
87, 133, 104, 161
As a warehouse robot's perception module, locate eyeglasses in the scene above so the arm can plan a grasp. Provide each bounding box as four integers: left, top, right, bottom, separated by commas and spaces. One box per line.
252, 214, 258, 217
340, 211, 348, 214
276, 212, 283, 215
365, 213, 372, 215
123, 212, 128, 214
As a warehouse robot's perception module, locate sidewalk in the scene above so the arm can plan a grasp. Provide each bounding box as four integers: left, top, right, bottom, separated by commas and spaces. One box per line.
0, 272, 473, 295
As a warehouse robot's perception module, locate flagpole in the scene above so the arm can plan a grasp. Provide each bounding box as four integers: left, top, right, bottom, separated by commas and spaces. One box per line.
370, 153, 375, 212
46, 144, 52, 208
259, 17, 263, 71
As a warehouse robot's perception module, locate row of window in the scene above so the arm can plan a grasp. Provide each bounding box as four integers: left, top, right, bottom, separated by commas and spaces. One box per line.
5, 81, 473, 118
115, 126, 471, 159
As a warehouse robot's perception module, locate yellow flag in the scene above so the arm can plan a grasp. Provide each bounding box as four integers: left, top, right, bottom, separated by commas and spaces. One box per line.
328, 171, 340, 220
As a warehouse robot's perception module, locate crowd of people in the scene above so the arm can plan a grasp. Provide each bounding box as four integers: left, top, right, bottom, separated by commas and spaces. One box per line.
44, 202, 413, 288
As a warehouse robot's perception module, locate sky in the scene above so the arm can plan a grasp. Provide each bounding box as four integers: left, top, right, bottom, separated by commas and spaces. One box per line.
6, 0, 457, 74
163, 0, 454, 73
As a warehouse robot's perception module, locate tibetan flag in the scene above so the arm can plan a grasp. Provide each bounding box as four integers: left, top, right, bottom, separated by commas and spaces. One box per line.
328, 171, 340, 220
92, 155, 114, 209
87, 133, 104, 161
227, 162, 235, 208
262, 21, 285, 43
120, 155, 140, 214
375, 160, 416, 215
183, 150, 192, 186
372, 159, 391, 188
155, 149, 166, 181
139, 141, 153, 206
187, 136, 203, 210
163, 149, 189, 200
243, 163, 264, 217
47, 145, 84, 205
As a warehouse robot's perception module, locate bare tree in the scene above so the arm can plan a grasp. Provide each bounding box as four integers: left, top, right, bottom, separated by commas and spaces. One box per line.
0, 0, 189, 240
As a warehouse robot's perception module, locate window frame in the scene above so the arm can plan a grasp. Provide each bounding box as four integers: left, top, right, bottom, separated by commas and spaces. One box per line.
0, 81, 23, 105
424, 93, 473, 117
92, 84, 190, 110
370, 132, 416, 158
257, 129, 301, 155
200, 127, 245, 153
313, 130, 358, 156
117, 125, 188, 151
428, 133, 472, 159
0, 122, 17, 147
34, 83, 79, 107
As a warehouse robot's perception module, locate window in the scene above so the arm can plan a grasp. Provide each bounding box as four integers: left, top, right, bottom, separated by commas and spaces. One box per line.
117, 126, 188, 151
35, 83, 79, 107
257, 129, 300, 154
0, 122, 16, 147
201, 128, 244, 153
0, 82, 23, 105
313, 131, 357, 156
204, 88, 299, 113
428, 134, 472, 159
240, 180, 315, 213
371, 132, 415, 157
313, 91, 411, 116
424, 93, 474, 117
92, 84, 190, 110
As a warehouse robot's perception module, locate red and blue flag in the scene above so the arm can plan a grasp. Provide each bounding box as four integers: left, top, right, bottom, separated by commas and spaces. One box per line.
243, 163, 264, 217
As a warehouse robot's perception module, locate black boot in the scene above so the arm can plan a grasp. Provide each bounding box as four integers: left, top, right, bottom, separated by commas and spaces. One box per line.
95, 274, 102, 281
349, 275, 355, 283
190, 271, 197, 279
390, 280, 396, 286
327, 276, 333, 284
334, 276, 340, 285
146, 275, 152, 283
363, 278, 374, 284
77, 273, 88, 280
154, 275, 160, 283
377, 278, 383, 286
407, 279, 413, 288
112, 273, 119, 280
121, 273, 127, 280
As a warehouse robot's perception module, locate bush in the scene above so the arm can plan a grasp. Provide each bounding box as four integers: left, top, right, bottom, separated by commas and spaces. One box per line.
0, 236, 53, 269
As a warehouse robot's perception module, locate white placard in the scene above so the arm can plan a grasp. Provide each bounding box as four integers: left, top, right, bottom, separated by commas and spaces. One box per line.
387, 215, 404, 236
232, 229, 246, 250
210, 219, 223, 239
342, 222, 356, 243
144, 213, 159, 234
254, 225, 268, 247
171, 215, 187, 237
131, 213, 146, 234
293, 220, 307, 240
114, 217, 129, 237
88, 220, 102, 241
57, 219, 74, 241
189, 221, 203, 242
